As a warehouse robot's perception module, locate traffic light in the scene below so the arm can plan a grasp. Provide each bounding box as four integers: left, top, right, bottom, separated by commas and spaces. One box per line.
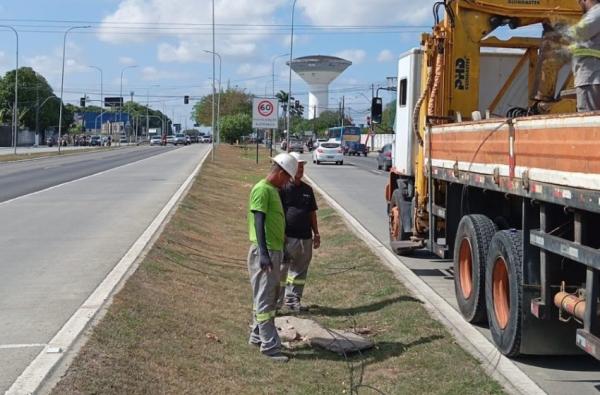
184, 95, 189, 104
294, 100, 300, 109
80, 97, 86, 107
371, 97, 383, 124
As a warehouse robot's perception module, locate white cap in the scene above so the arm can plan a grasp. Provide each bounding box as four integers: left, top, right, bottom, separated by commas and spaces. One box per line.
271, 153, 298, 178
289, 152, 306, 163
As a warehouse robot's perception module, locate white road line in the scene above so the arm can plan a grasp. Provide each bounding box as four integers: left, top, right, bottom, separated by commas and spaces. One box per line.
0, 344, 46, 350
6, 148, 211, 395
0, 148, 175, 208
305, 175, 546, 395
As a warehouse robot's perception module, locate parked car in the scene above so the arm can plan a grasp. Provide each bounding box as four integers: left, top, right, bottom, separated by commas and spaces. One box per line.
288, 139, 304, 153
313, 142, 344, 165
174, 133, 188, 145
46, 136, 56, 147
150, 135, 163, 146
185, 135, 192, 144
89, 135, 102, 146
166, 135, 175, 144
189, 135, 199, 143
119, 136, 128, 143
377, 143, 393, 171
201, 135, 212, 143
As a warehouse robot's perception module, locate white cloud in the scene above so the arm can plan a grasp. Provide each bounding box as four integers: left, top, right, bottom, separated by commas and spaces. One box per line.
99, 0, 286, 63
297, 0, 435, 26
334, 49, 367, 64
119, 56, 136, 65
377, 49, 394, 62
236, 63, 270, 77
141, 66, 189, 81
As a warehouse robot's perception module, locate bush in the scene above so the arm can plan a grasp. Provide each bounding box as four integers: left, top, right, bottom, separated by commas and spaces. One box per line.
220, 113, 252, 144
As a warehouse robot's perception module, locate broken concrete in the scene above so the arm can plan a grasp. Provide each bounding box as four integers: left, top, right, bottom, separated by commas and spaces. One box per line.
275, 316, 374, 354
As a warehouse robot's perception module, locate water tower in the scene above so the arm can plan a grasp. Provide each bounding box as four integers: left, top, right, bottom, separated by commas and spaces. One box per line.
288, 55, 352, 119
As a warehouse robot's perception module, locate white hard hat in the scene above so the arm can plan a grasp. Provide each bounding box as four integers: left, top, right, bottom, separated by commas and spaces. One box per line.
271, 153, 298, 178
289, 152, 306, 163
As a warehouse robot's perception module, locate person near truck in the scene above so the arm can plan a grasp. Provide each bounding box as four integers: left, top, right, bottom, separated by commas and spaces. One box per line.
247, 152, 298, 362
569, 0, 600, 111
278, 152, 321, 312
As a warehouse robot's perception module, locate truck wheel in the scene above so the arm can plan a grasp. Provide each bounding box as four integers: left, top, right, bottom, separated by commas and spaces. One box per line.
453, 215, 497, 323
388, 189, 412, 254
485, 229, 523, 357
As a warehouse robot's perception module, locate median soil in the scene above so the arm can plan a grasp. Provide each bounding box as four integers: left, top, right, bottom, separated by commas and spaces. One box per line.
51, 145, 504, 394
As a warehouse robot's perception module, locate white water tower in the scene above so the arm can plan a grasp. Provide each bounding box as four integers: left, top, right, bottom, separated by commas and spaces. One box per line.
288, 55, 352, 119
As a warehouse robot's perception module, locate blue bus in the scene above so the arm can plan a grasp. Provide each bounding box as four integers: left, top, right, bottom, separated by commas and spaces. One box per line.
327, 126, 361, 145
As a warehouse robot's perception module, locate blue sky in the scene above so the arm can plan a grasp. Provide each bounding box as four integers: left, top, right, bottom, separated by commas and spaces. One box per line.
0, 0, 535, 128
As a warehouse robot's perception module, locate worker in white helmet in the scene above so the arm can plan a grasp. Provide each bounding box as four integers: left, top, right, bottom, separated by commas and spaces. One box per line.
246, 152, 298, 362
277, 152, 321, 313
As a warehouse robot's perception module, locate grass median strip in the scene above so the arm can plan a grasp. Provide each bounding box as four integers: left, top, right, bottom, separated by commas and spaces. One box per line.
52, 145, 504, 394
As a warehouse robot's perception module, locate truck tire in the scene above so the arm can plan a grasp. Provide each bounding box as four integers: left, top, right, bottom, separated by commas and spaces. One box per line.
453, 215, 497, 323
485, 229, 523, 357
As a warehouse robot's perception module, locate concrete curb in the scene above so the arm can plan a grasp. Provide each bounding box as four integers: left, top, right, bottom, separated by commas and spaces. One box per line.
305, 174, 546, 395
6, 147, 212, 395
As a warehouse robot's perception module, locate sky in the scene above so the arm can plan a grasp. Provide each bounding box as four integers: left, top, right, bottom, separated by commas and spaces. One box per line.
0, 0, 535, 129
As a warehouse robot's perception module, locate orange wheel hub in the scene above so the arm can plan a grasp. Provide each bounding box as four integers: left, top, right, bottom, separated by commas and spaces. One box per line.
492, 257, 510, 329
458, 238, 473, 299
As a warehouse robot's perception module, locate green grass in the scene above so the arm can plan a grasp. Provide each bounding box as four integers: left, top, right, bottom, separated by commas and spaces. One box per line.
51, 145, 505, 395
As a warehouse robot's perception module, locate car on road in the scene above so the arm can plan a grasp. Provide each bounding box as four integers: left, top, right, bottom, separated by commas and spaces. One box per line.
166, 135, 175, 145
313, 142, 343, 165
346, 141, 368, 156
119, 136, 128, 143
288, 139, 304, 153
150, 135, 163, 146
46, 136, 57, 147
185, 135, 192, 145
174, 133, 188, 145
89, 135, 102, 146
377, 143, 393, 171
201, 135, 212, 143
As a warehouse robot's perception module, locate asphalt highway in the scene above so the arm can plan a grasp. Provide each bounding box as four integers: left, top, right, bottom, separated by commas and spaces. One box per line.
0, 146, 178, 203
0, 144, 209, 392
305, 151, 600, 395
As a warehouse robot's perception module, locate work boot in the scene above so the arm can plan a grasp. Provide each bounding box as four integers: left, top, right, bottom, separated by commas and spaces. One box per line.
286, 303, 309, 313
262, 351, 289, 363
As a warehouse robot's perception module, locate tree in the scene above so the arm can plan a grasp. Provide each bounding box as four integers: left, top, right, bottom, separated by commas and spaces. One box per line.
220, 113, 252, 144
0, 67, 69, 132
193, 88, 252, 126
381, 99, 396, 132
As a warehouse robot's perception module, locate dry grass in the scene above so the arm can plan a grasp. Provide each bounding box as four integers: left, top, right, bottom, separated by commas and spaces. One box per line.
51, 145, 504, 395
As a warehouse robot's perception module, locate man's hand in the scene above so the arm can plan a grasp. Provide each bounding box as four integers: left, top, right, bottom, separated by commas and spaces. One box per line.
259, 250, 273, 272
313, 234, 321, 249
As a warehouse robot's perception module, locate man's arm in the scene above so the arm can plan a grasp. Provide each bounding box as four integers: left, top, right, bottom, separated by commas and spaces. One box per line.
568, 10, 600, 43
253, 211, 273, 272
310, 211, 320, 249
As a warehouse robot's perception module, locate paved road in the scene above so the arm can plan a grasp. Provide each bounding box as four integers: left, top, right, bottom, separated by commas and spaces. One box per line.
0, 144, 209, 392
0, 146, 180, 203
305, 152, 600, 395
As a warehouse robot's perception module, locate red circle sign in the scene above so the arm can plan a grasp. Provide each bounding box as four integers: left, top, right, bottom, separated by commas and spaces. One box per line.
257, 100, 274, 117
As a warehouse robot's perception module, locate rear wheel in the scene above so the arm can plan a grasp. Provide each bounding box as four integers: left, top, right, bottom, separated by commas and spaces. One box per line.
453, 215, 497, 323
377, 163, 382, 170
316, 160, 320, 165
485, 229, 523, 357
339, 161, 343, 165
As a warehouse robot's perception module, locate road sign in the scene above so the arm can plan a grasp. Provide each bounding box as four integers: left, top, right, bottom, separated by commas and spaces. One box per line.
252, 98, 278, 129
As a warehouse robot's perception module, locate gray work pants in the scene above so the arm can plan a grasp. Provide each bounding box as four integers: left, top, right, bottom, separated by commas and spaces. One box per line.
576, 85, 600, 112
278, 237, 313, 307
247, 245, 282, 354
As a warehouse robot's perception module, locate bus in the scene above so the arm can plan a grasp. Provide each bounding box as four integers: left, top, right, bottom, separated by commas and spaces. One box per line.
326, 126, 361, 145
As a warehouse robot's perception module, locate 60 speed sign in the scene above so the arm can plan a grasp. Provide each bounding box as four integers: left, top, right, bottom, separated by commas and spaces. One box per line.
252, 98, 278, 129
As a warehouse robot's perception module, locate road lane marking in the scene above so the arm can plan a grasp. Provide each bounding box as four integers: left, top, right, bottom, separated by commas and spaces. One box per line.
0, 148, 179, 207
6, 147, 211, 395
305, 174, 545, 395
0, 344, 46, 350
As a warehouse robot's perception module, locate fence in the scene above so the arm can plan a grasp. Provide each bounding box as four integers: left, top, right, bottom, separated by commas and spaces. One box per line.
361, 134, 394, 151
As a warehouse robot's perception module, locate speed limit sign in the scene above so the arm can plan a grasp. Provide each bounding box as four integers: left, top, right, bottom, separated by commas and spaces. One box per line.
252, 98, 278, 128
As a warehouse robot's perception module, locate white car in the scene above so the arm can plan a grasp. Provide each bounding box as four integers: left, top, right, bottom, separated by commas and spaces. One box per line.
312, 142, 344, 165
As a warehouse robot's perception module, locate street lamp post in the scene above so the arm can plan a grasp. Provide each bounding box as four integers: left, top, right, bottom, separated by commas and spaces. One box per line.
286, 0, 298, 152
119, 65, 137, 136
203, 50, 221, 146
272, 53, 289, 97
0, 25, 19, 155
210, 0, 216, 160
89, 65, 103, 133
58, 25, 90, 153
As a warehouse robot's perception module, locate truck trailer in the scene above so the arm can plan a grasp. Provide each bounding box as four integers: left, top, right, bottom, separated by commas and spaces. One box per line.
385, 0, 600, 358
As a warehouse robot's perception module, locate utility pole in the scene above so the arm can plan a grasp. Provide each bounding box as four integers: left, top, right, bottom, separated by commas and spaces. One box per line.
35, 85, 39, 146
